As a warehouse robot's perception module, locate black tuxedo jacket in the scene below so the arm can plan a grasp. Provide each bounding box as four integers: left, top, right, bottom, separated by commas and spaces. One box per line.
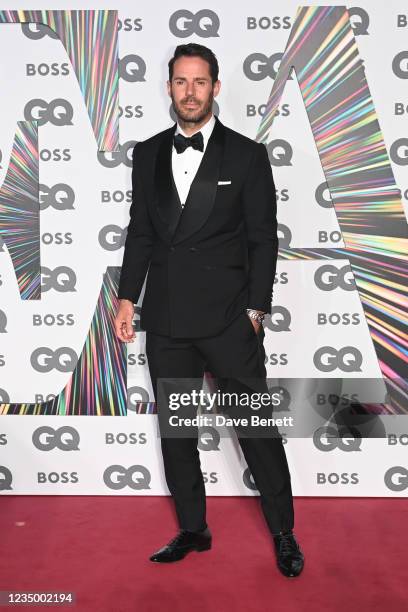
117, 115, 279, 338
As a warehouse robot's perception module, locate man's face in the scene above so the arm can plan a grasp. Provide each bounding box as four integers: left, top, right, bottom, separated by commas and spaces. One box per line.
167, 55, 220, 123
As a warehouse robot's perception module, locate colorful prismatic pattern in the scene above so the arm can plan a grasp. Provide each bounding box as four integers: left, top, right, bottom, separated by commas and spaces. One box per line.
257, 6, 408, 414
0, 267, 127, 415
0, 121, 39, 299
0, 10, 119, 150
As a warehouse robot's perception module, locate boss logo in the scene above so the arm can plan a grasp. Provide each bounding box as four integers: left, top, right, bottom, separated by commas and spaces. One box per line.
97, 141, 136, 168
105, 433, 147, 445
313, 426, 362, 452
314, 264, 356, 291
32, 314, 75, 327
198, 426, 220, 451
40, 184, 75, 211
98, 225, 126, 251
103, 464, 151, 490
246, 16, 292, 30
127, 353, 148, 366
316, 472, 359, 485
387, 434, 408, 445
37, 472, 79, 484
42, 232, 73, 245
30, 347, 78, 373
246, 103, 290, 117
317, 313, 360, 326
203, 471, 218, 483
40, 149, 71, 162
32, 426, 80, 451
118, 18, 143, 32
24, 98, 73, 126
119, 55, 146, 82
169, 9, 220, 38
313, 346, 363, 373
41, 266, 77, 293
26, 62, 70, 76
243, 53, 291, 81
101, 190, 132, 204
118, 105, 143, 119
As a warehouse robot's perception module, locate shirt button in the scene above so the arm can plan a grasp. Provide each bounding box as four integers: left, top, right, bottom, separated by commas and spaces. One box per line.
169, 246, 175, 252
189, 247, 198, 252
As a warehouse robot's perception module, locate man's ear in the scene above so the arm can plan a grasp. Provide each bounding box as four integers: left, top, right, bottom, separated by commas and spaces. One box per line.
213, 80, 221, 97
166, 80, 171, 97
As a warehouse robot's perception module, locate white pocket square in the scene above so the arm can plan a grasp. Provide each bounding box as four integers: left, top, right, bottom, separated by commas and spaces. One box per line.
218, 180, 231, 185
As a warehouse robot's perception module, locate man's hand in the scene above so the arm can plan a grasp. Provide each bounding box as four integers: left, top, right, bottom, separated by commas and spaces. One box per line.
115, 299, 136, 343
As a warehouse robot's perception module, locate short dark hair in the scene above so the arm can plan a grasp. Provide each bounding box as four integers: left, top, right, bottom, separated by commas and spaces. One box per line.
168, 43, 219, 83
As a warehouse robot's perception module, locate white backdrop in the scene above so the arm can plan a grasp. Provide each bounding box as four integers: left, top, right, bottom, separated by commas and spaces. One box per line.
0, 1, 407, 496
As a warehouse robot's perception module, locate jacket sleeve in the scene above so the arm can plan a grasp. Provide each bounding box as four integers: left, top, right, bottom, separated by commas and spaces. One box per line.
117, 142, 155, 303
242, 142, 279, 314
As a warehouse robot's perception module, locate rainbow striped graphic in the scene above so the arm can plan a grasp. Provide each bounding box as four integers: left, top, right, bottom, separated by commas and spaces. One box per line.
0, 121, 40, 299
0, 10, 119, 150
257, 6, 408, 414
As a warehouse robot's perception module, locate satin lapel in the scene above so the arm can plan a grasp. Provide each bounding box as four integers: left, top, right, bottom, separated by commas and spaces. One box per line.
172, 116, 225, 245
153, 122, 180, 243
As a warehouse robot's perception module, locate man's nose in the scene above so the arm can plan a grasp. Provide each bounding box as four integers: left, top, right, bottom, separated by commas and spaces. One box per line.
185, 82, 195, 96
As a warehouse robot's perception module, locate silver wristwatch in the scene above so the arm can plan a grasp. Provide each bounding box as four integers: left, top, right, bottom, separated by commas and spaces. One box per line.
246, 308, 265, 324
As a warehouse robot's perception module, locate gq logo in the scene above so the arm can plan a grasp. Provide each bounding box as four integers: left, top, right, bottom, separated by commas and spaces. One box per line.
99, 225, 127, 251
32, 426, 80, 451
243, 467, 258, 491
119, 55, 146, 82
39, 184, 75, 211
169, 9, 220, 38
103, 464, 151, 490
41, 266, 77, 293
198, 426, 220, 451
313, 426, 362, 452
384, 466, 408, 492
243, 53, 293, 81
21, 23, 59, 39
266, 140, 293, 167
314, 265, 356, 291
97, 141, 136, 168
30, 347, 78, 373
0, 466, 13, 491
24, 98, 73, 126
313, 346, 363, 372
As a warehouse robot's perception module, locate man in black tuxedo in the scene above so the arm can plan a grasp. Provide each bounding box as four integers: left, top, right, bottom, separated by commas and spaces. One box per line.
115, 43, 304, 577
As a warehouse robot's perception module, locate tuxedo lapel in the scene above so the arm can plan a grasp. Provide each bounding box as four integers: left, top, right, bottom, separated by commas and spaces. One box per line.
153, 115, 226, 245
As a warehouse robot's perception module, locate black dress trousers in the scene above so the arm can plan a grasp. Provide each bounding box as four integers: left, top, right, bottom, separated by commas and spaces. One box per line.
145, 310, 295, 535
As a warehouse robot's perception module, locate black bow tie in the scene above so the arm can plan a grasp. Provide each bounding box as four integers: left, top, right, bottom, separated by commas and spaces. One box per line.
173, 131, 204, 154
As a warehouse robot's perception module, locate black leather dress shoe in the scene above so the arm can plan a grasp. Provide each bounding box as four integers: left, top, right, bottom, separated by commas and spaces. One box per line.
149, 527, 212, 563
273, 531, 304, 577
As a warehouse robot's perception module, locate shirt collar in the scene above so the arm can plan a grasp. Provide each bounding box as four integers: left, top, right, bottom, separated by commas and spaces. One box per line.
175, 113, 216, 151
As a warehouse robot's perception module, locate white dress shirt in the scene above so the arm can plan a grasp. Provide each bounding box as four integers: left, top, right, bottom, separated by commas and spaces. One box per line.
172, 113, 216, 207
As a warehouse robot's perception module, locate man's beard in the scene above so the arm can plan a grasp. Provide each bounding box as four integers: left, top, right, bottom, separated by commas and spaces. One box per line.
171, 91, 214, 124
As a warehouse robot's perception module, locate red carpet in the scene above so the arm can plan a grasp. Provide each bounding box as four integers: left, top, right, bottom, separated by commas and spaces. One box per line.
0, 496, 406, 611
